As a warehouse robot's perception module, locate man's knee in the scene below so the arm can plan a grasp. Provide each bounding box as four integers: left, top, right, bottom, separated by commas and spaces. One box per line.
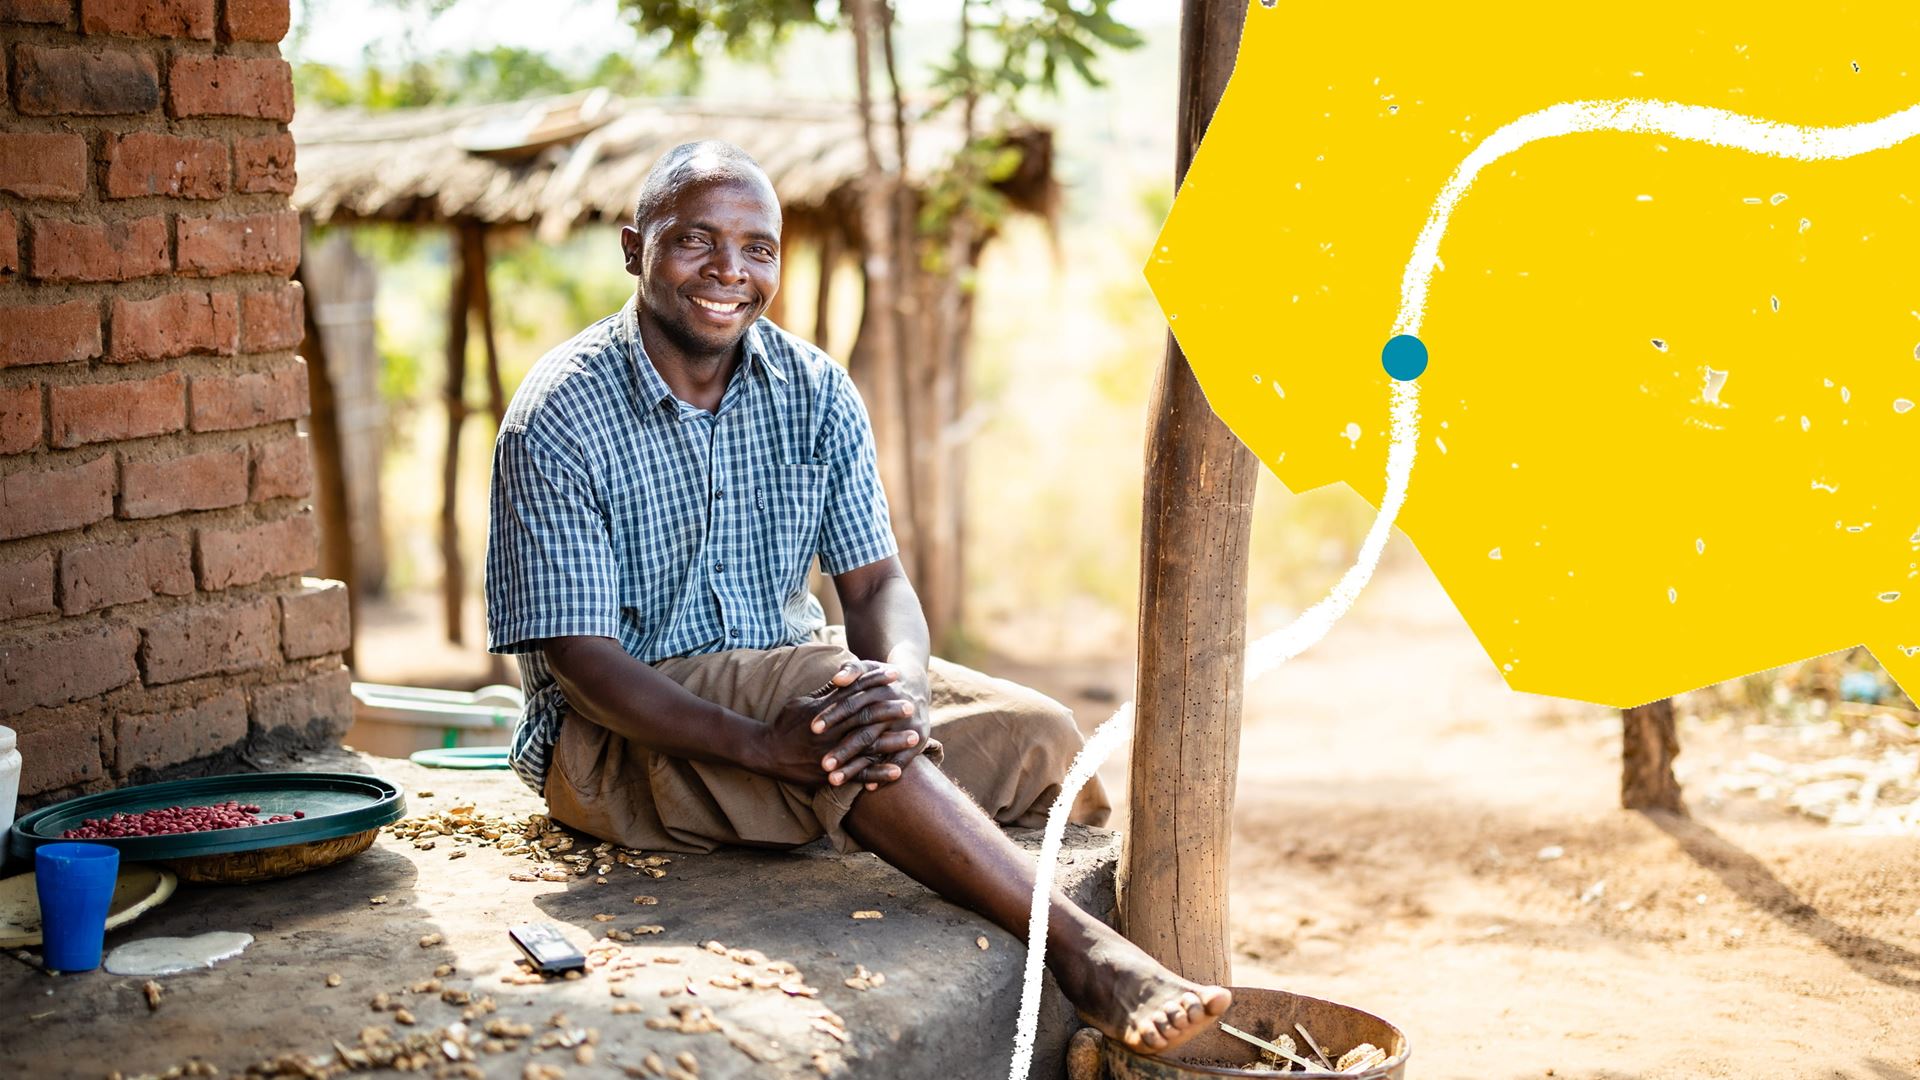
782, 642, 861, 695
1022, 698, 1085, 772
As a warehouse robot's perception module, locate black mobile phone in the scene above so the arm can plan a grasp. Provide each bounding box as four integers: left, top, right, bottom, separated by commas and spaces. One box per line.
508, 922, 587, 975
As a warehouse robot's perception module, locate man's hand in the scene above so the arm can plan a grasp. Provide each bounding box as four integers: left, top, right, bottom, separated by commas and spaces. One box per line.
748, 660, 919, 787
812, 662, 930, 789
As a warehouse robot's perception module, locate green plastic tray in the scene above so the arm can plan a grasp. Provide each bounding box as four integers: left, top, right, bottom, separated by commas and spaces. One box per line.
409, 746, 512, 770
8, 772, 405, 862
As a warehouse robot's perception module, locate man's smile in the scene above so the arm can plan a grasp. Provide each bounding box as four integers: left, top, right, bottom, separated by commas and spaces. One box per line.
690, 295, 751, 318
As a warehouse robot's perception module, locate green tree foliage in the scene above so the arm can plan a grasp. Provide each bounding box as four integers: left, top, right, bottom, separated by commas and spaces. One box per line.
617, 0, 831, 60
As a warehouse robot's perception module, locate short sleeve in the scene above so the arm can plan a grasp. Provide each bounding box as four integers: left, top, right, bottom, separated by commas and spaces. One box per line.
816, 370, 900, 576
485, 426, 620, 653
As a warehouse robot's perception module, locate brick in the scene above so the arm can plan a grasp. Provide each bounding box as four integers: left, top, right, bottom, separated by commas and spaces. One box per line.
240, 281, 302, 351
0, 453, 114, 540
176, 210, 300, 277
49, 369, 186, 447
0, 299, 100, 367
280, 577, 349, 659
222, 0, 287, 41
189, 361, 306, 431
139, 595, 275, 684
233, 131, 295, 194
12, 44, 160, 116
1, 0, 72, 25
119, 446, 246, 518
59, 532, 192, 614
103, 131, 228, 199
108, 290, 236, 362
0, 384, 43, 453
0, 132, 88, 199
114, 689, 246, 774
0, 551, 57, 621
0, 210, 17, 274
167, 54, 292, 121
196, 511, 316, 590
0, 621, 139, 715
19, 724, 104, 797
249, 666, 351, 743
80, 0, 213, 39
28, 214, 168, 282
250, 431, 311, 501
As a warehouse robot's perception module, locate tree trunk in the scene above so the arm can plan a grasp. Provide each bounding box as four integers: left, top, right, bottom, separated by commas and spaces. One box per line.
294, 259, 357, 670
844, 0, 915, 571
441, 223, 475, 646
1622, 698, 1685, 812
1120, 0, 1257, 987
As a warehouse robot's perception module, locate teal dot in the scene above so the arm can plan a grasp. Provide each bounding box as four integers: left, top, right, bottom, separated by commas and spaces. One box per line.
1382, 334, 1428, 381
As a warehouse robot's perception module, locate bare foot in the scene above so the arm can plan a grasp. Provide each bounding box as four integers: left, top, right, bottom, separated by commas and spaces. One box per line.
1053, 928, 1232, 1056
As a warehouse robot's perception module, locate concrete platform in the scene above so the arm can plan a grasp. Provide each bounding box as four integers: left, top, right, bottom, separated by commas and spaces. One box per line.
3, 748, 1118, 1080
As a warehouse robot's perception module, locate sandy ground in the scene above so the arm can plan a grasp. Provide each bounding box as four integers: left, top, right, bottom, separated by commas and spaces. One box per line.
1003, 541, 1920, 1080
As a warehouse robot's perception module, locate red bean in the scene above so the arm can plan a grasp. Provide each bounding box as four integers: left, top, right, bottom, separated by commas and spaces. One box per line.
61, 801, 308, 839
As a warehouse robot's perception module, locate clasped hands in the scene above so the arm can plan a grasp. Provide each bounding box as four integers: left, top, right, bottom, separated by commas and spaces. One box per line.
756, 660, 931, 790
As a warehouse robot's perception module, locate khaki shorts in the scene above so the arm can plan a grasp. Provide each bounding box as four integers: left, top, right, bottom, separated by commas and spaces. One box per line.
543, 630, 1111, 854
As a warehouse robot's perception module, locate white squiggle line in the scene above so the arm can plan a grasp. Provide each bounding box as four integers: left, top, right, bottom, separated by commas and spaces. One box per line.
1399, 99, 1920, 336
1008, 97, 1920, 1080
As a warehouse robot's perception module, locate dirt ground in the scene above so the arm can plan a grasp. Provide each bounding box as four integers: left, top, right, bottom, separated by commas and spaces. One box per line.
1006, 541, 1920, 1080
355, 541, 1920, 1080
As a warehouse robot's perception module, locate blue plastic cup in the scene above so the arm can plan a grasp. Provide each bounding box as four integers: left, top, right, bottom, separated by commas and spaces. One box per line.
35, 842, 120, 972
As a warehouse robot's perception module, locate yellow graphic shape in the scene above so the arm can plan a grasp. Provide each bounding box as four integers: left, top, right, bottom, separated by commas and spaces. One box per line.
1148, 1, 1920, 708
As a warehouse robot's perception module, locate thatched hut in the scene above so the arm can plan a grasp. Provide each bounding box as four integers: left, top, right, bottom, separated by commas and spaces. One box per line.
290, 92, 1056, 646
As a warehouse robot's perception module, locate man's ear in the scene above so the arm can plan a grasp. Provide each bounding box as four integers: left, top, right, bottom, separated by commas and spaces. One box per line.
619, 225, 643, 276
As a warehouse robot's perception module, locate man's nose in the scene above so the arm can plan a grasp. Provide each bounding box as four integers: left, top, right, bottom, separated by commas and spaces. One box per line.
704, 244, 748, 283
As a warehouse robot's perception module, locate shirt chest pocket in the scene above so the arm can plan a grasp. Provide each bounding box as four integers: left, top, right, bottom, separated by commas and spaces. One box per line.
757, 463, 828, 593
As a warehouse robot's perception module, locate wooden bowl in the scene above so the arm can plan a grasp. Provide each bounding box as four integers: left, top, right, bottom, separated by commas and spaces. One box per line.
161, 827, 380, 884
1103, 987, 1409, 1079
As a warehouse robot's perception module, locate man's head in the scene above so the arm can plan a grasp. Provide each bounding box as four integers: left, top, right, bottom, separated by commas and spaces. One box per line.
621, 141, 782, 364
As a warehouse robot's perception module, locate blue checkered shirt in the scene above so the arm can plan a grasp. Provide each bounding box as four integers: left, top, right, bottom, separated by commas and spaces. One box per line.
485, 303, 899, 793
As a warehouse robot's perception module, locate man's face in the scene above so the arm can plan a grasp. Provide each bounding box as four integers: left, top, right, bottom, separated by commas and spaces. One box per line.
622, 176, 781, 362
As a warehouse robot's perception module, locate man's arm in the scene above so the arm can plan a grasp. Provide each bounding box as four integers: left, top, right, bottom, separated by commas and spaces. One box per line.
827, 555, 934, 787
543, 635, 915, 787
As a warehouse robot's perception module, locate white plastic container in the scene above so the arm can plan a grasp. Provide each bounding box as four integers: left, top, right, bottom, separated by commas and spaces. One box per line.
0, 725, 19, 871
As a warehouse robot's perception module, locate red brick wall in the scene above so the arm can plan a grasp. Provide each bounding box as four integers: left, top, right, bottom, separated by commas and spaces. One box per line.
0, 0, 350, 805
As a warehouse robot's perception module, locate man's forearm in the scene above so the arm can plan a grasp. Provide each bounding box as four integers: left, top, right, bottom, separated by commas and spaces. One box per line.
840, 568, 930, 697
542, 636, 771, 773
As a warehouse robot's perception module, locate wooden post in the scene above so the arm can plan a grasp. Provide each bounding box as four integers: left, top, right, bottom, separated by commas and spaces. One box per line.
294, 259, 358, 670
1120, 0, 1256, 987
465, 224, 505, 430
441, 223, 475, 646
1622, 698, 1684, 812
813, 226, 839, 353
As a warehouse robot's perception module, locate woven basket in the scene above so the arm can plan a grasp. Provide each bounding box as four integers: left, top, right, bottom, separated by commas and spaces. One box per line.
161, 828, 380, 884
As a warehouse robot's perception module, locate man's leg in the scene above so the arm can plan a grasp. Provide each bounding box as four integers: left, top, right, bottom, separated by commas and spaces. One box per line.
841, 755, 1230, 1055
924, 655, 1113, 828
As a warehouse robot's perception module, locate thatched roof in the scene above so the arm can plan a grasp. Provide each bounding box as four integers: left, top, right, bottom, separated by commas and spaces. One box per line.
291, 90, 1054, 238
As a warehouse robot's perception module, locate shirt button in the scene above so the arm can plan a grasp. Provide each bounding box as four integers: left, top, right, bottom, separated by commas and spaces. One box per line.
714, 562, 725, 574
714, 489, 724, 499
729, 627, 740, 638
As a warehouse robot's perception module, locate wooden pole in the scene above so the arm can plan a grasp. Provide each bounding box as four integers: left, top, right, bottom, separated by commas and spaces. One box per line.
1622, 698, 1684, 812
441, 224, 474, 646
465, 224, 505, 430
1120, 0, 1257, 986
294, 258, 358, 670
813, 226, 839, 353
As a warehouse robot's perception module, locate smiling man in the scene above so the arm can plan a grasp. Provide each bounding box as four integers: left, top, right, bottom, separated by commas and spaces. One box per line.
485, 140, 1230, 1055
